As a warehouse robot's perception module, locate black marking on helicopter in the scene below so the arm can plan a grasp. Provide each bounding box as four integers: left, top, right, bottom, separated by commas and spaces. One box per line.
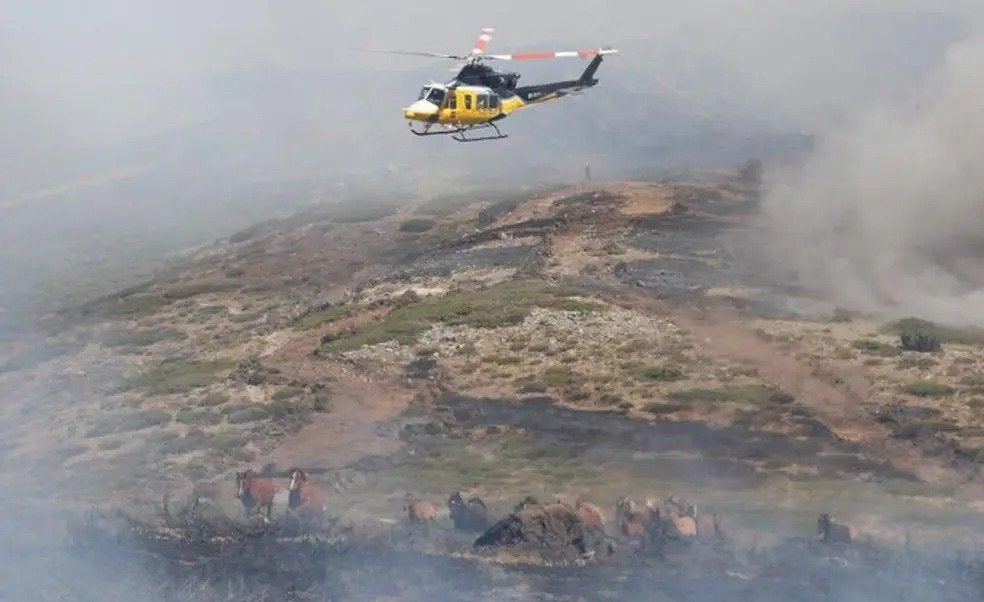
450, 54, 605, 103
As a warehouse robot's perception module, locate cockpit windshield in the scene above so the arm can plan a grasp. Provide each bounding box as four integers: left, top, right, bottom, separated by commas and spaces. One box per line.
418, 86, 446, 105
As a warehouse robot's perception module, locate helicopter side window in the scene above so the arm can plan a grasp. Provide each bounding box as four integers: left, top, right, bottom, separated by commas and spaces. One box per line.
448, 93, 457, 110
476, 94, 488, 110
425, 88, 445, 105
489, 94, 499, 110
464, 94, 472, 110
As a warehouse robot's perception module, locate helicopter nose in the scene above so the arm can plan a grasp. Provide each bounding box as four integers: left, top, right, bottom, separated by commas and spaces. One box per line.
404, 99, 438, 121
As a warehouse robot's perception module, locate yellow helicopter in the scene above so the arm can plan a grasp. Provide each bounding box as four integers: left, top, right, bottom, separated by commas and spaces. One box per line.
371, 28, 618, 142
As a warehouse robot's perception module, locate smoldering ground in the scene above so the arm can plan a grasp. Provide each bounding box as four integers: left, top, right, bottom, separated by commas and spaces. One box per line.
5, 496, 981, 602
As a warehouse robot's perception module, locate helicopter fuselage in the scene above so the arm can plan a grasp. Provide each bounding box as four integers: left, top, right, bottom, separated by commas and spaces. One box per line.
402, 54, 605, 129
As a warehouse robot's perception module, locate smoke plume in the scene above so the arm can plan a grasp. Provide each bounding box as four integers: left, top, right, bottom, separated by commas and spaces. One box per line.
762, 28, 984, 325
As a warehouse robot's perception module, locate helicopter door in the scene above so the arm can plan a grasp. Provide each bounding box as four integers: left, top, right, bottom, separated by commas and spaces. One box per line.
476, 93, 488, 111
489, 94, 500, 113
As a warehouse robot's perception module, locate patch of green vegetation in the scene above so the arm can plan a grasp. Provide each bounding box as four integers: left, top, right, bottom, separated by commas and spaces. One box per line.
852, 339, 900, 357
103, 328, 186, 348
294, 305, 352, 330
207, 430, 253, 452
482, 354, 522, 365
903, 380, 955, 398
271, 386, 304, 401
883, 317, 984, 346
85, 410, 173, 437
227, 406, 270, 424
99, 295, 173, 319
398, 218, 436, 233
119, 358, 235, 395
197, 305, 228, 317
163, 282, 239, 301
199, 392, 229, 407
542, 365, 583, 388
320, 282, 601, 352
644, 402, 685, 415
667, 385, 777, 404
637, 364, 685, 381
175, 408, 221, 425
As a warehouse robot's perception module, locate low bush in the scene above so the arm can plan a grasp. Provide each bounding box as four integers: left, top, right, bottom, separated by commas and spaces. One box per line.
903, 380, 955, 397
637, 365, 685, 381
644, 402, 685, 414
119, 359, 235, 395
103, 328, 186, 348
852, 339, 900, 357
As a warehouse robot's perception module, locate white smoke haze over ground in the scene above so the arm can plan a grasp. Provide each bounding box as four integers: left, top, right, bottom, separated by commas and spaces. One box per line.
761, 21, 984, 326
2, 1, 981, 323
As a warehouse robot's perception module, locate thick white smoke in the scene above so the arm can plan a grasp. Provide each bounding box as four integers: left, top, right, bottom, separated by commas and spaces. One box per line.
762, 31, 984, 326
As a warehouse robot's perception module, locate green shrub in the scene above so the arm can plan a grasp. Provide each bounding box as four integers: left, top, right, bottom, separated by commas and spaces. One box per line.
175, 408, 221, 425
852, 339, 900, 357
271, 386, 304, 401
637, 365, 685, 381
119, 358, 234, 395
199, 392, 230, 407
903, 380, 955, 397
103, 328, 186, 347
667, 385, 776, 404
98, 295, 171, 319
644, 402, 685, 414
163, 282, 238, 300
198, 305, 228, 317
883, 317, 984, 346
227, 406, 270, 424
295, 306, 353, 330
85, 410, 173, 437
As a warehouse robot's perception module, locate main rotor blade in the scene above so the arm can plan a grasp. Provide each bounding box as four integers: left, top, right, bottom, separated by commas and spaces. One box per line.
484, 48, 619, 61
359, 49, 468, 60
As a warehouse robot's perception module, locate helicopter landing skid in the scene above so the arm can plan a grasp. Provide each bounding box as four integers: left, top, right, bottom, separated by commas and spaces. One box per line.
408, 121, 507, 142
452, 122, 508, 142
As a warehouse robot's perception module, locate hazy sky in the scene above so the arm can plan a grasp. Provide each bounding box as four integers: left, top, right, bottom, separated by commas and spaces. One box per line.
2, 1, 982, 317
